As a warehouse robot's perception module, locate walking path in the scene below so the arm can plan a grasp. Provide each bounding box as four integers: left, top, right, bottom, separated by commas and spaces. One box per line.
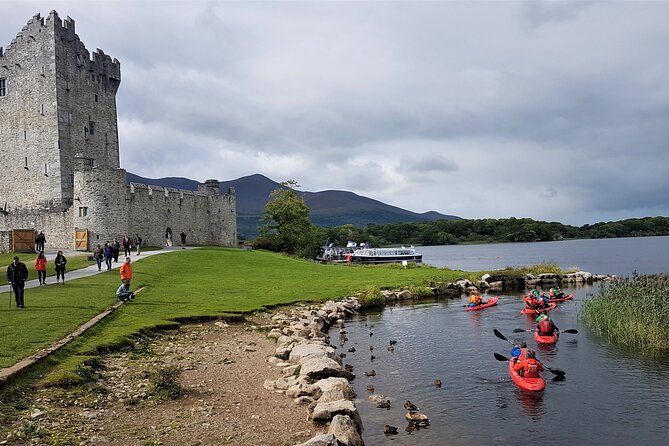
0, 246, 194, 386
0, 246, 192, 293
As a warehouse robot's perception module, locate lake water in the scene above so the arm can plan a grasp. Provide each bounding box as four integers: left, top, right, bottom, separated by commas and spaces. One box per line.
334, 236, 669, 445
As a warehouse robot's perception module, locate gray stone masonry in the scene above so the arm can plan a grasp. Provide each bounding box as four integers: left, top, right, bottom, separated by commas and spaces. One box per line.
0, 11, 236, 250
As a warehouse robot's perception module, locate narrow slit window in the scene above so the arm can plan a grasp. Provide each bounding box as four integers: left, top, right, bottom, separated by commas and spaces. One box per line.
0, 78, 6, 97
89, 121, 95, 135
78, 207, 88, 217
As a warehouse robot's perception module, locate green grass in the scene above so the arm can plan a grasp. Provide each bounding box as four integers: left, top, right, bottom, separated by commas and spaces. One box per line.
0, 252, 93, 282
580, 273, 669, 353
0, 248, 475, 370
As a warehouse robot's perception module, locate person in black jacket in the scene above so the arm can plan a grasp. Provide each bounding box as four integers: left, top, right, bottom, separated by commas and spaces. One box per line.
55, 251, 68, 284
7, 256, 29, 308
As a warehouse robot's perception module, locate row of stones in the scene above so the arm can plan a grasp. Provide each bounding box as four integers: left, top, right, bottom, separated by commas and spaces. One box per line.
263, 297, 364, 446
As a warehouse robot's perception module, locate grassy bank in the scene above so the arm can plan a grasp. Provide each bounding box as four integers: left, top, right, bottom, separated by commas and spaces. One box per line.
579, 273, 669, 353
0, 247, 477, 370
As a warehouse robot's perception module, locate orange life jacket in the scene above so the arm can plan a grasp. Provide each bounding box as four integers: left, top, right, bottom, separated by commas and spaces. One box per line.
513, 357, 544, 378
537, 320, 555, 335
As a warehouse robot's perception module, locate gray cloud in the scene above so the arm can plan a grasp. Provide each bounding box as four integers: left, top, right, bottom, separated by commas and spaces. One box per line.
3, 1, 669, 226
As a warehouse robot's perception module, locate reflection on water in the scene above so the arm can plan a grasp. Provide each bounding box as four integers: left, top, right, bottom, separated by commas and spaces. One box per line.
334, 288, 669, 446
516, 389, 545, 418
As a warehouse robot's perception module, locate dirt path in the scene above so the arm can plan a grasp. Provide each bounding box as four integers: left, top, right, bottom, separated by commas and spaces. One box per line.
2, 317, 324, 445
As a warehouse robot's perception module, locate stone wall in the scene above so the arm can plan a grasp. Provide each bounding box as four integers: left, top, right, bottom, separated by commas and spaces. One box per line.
0, 11, 237, 251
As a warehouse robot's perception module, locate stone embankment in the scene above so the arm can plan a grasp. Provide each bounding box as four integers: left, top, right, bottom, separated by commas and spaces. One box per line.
262, 270, 614, 445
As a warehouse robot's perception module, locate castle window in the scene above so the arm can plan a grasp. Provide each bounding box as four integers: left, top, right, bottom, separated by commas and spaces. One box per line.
89, 121, 95, 135
0, 78, 6, 97
78, 207, 88, 217
94, 94, 98, 102
84, 126, 88, 139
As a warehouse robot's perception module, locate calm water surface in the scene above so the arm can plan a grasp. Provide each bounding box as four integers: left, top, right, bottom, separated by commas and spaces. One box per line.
335, 237, 669, 445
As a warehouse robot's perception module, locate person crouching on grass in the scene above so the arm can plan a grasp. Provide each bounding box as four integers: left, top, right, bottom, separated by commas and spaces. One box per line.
116, 256, 135, 301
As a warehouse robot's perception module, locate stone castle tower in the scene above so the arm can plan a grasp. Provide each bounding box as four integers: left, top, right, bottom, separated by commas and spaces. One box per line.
0, 12, 237, 250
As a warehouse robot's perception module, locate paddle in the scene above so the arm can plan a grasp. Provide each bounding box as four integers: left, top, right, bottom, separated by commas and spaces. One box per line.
493, 328, 514, 344
493, 352, 566, 377
512, 328, 579, 334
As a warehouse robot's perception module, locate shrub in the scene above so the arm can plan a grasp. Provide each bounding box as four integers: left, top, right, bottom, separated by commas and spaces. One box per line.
148, 365, 184, 400
358, 286, 385, 309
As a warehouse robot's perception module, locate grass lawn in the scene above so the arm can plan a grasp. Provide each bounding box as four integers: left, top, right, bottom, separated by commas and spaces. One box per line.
0, 247, 476, 370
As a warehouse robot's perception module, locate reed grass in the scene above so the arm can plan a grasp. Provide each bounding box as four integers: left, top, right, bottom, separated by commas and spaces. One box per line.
579, 273, 669, 353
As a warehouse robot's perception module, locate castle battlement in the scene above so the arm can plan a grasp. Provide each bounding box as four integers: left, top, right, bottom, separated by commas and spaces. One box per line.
129, 182, 210, 198
0, 11, 121, 81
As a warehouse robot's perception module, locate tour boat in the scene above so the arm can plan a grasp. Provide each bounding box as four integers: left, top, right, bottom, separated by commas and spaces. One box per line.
317, 241, 422, 264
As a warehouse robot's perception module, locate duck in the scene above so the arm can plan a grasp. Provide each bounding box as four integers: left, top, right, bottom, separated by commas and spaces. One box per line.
376, 399, 391, 409
344, 364, 354, 372
405, 411, 429, 423
387, 345, 395, 352
389, 339, 397, 345
369, 345, 374, 351
384, 425, 398, 435
404, 400, 419, 412
365, 370, 376, 377
370, 355, 376, 361
339, 352, 346, 358
434, 378, 442, 387
347, 347, 356, 353
366, 385, 375, 393
369, 332, 374, 337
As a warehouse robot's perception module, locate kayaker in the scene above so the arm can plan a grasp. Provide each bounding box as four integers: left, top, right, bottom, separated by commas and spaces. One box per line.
513, 350, 544, 377
511, 341, 528, 362
550, 286, 566, 299
468, 293, 483, 308
537, 316, 559, 336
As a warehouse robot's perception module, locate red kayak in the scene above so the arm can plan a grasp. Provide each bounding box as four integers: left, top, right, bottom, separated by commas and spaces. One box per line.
534, 331, 559, 344
466, 296, 499, 311
508, 360, 545, 391
549, 294, 573, 303
520, 302, 557, 315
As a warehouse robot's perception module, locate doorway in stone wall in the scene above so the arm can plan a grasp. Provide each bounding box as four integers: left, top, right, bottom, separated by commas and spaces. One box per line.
165, 227, 173, 247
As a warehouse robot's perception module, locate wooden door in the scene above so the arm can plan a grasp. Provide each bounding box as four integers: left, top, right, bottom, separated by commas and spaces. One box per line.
74, 229, 89, 251
12, 229, 36, 252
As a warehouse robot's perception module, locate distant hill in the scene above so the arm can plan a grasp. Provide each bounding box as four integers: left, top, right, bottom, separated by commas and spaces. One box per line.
126, 173, 461, 238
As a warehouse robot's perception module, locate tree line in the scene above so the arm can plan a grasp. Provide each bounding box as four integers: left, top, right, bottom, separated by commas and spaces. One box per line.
254, 181, 669, 257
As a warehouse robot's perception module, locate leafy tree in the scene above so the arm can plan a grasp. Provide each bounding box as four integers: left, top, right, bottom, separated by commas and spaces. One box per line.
257, 180, 318, 257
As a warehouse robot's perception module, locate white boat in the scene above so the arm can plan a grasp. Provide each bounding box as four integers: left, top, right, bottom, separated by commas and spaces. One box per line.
317, 241, 422, 264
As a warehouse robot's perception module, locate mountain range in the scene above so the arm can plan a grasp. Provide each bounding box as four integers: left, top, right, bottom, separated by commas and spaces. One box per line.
126, 173, 461, 238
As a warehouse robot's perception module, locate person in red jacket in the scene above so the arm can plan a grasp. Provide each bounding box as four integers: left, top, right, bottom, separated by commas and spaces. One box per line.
34, 251, 47, 285
513, 350, 544, 377
119, 256, 133, 286
537, 315, 558, 336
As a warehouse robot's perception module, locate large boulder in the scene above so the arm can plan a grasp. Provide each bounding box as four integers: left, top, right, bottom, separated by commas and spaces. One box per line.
289, 342, 337, 363
328, 414, 364, 445
311, 400, 361, 426
300, 357, 355, 381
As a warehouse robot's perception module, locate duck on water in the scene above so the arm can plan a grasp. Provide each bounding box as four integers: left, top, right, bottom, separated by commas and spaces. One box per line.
316, 240, 423, 264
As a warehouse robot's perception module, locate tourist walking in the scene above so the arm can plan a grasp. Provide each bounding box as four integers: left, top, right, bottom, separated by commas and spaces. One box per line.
104, 242, 113, 271
112, 239, 120, 263
35, 251, 47, 285
93, 244, 103, 271
123, 236, 131, 257
35, 231, 46, 252
7, 256, 29, 308
55, 251, 67, 284
180, 231, 187, 249
134, 235, 142, 255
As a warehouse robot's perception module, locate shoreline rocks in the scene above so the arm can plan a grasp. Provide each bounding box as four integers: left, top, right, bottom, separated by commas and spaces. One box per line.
264, 272, 611, 445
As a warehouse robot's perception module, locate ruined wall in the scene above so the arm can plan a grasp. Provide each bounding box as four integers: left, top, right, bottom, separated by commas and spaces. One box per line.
126, 181, 236, 247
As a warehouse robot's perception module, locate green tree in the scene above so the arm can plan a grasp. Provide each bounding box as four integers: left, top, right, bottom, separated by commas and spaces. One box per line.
257, 180, 317, 257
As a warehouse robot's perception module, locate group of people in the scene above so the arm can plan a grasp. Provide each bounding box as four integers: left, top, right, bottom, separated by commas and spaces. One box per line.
525, 287, 567, 310
6, 250, 68, 308
92, 235, 144, 272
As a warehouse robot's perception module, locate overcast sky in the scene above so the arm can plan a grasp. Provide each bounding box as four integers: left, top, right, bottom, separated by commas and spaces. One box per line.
3, 1, 669, 225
